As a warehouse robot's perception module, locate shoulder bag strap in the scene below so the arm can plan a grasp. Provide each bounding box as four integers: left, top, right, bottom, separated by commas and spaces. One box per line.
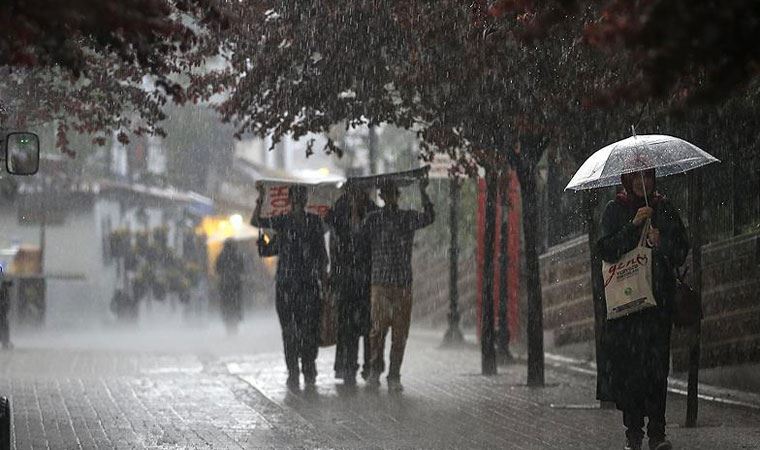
637, 219, 651, 248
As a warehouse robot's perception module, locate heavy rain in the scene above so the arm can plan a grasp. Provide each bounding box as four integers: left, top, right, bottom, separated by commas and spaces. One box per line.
0, 1, 759, 449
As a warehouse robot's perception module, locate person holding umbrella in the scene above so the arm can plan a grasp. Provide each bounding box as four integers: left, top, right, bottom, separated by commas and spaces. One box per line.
567, 133, 717, 450
597, 168, 689, 450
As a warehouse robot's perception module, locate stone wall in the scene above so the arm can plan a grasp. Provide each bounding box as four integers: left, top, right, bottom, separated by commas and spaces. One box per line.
673, 232, 760, 369
540, 231, 760, 370
411, 244, 479, 329
540, 236, 595, 347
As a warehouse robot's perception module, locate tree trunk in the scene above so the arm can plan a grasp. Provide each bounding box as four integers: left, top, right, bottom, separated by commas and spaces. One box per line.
444, 179, 464, 345
481, 170, 498, 375
517, 159, 545, 386
497, 172, 513, 363
368, 125, 378, 174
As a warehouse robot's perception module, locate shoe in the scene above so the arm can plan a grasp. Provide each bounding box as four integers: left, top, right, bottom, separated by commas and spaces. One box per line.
387, 377, 403, 393
366, 373, 380, 389
286, 374, 299, 390
649, 439, 672, 450
304, 374, 316, 385
343, 374, 357, 386
360, 368, 370, 381
625, 438, 642, 450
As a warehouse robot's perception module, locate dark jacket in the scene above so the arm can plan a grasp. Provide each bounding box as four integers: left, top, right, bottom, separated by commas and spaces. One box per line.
597, 197, 689, 410
325, 194, 378, 334
326, 194, 378, 288
256, 212, 327, 285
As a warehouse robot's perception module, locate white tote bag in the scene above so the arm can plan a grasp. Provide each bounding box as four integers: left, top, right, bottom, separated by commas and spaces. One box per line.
602, 223, 657, 320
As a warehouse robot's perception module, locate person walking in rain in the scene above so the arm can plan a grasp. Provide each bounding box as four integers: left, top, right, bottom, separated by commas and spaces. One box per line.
598, 169, 689, 450
362, 176, 434, 391
251, 184, 328, 389
215, 239, 245, 335
325, 184, 378, 386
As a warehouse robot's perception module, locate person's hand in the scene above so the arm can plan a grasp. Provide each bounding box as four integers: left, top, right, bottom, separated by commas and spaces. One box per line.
632, 206, 653, 227
647, 227, 661, 248
255, 184, 265, 205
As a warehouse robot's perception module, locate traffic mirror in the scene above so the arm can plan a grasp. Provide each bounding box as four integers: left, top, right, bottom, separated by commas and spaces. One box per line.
5, 132, 39, 175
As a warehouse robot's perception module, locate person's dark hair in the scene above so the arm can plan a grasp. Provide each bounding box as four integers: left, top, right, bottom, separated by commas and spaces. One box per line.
289, 185, 307, 200
620, 169, 656, 198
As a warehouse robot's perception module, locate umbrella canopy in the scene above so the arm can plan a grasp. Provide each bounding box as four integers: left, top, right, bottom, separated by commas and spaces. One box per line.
565, 134, 719, 191
347, 166, 430, 190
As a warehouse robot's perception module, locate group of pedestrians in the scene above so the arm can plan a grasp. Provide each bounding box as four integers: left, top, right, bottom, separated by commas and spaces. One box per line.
250, 177, 434, 391
242, 164, 683, 447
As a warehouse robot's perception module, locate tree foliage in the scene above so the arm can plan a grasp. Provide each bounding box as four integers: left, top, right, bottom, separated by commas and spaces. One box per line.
2, 0, 759, 164
488, 0, 760, 105
0, 0, 226, 155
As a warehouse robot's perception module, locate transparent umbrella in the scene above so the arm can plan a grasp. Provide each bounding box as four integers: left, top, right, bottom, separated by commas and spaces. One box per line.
564, 134, 720, 192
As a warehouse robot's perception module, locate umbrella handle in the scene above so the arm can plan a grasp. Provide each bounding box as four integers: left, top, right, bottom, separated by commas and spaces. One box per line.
640, 170, 649, 207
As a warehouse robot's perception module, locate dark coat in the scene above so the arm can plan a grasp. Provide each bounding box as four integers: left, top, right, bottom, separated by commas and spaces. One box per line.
265, 212, 327, 285
325, 194, 378, 335
597, 197, 689, 411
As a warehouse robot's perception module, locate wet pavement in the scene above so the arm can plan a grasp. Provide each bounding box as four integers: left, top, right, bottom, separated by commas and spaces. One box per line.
1, 314, 759, 449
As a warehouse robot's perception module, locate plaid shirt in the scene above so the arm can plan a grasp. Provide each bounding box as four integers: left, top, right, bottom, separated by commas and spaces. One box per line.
362, 200, 434, 287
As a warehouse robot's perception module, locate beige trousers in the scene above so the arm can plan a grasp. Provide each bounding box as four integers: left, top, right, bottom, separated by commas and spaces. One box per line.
369, 285, 413, 379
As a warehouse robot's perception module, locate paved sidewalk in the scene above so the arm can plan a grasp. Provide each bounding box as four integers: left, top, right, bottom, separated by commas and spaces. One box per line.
226, 331, 760, 450
0, 320, 758, 449
0, 349, 282, 449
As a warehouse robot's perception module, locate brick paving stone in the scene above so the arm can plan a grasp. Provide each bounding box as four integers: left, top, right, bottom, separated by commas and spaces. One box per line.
0, 348, 295, 449
1, 324, 759, 449
227, 332, 760, 450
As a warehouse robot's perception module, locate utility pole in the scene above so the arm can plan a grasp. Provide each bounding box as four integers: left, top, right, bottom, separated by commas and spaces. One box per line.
686, 170, 703, 427
443, 178, 463, 345
368, 125, 378, 175
275, 139, 286, 171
